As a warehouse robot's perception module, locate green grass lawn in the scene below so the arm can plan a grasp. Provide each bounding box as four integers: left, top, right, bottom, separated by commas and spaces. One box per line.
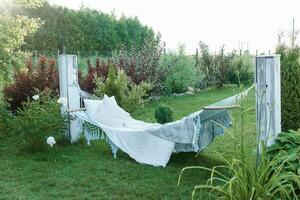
0, 86, 257, 200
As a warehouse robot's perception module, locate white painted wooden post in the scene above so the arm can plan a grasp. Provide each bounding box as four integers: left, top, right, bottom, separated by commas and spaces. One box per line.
58, 54, 81, 142
255, 55, 281, 151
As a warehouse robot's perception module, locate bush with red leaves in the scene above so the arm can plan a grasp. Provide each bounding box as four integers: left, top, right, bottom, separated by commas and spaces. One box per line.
78, 60, 96, 93
3, 56, 59, 111
114, 34, 166, 94
79, 58, 112, 93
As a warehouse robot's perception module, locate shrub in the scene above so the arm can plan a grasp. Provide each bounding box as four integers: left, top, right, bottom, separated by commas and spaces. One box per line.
276, 46, 300, 131
267, 130, 300, 191
78, 58, 110, 94
0, 0, 43, 82
94, 65, 152, 112
197, 42, 235, 88
212, 47, 235, 88
197, 42, 214, 87
115, 34, 166, 94
178, 92, 300, 199
161, 45, 200, 94
14, 89, 69, 152
179, 148, 300, 200
3, 56, 59, 111
227, 52, 253, 85
78, 59, 97, 94
123, 82, 152, 112
0, 98, 14, 138
103, 65, 125, 104
154, 104, 174, 124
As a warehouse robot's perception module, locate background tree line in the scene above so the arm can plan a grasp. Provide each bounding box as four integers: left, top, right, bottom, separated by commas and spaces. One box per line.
14, 2, 156, 56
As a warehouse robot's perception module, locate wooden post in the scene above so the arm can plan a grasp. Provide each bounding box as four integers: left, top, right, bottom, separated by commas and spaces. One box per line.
255, 55, 281, 153
58, 54, 81, 142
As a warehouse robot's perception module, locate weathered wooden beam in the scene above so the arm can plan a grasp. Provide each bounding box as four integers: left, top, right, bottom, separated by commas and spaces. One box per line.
203, 105, 240, 110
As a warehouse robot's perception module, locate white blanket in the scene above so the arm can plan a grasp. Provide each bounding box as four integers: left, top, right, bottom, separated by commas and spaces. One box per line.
84, 96, 175, 167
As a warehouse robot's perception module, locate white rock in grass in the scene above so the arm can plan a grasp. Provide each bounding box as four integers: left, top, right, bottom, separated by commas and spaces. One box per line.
32, 95, 40, 101
47, 136, 56, 147
185, 91, 194, 95
187, 87, 195, 93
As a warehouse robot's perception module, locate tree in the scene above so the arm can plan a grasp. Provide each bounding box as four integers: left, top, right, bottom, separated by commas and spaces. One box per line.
0, 0, 44, 82
161, 44, 199, 93
275, 29, 300, 131
20, 3, 155, 56
198, 41, 234, 88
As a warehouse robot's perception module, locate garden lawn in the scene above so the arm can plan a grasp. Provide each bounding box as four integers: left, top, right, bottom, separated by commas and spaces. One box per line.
0, 85, 256, 200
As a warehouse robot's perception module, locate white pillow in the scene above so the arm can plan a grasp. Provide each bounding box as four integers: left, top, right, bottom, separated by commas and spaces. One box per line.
83, 99, 103, 119
103, 95, 130, 118
92, 95, 131, 127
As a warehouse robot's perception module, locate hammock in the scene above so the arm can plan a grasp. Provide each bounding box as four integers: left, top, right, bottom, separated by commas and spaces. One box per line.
71, 86, 253, 167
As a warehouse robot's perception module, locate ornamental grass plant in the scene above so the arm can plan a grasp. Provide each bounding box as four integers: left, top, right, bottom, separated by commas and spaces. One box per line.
178, 85, 300, 200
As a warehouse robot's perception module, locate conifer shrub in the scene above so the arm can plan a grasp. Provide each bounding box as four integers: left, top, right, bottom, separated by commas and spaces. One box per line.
277, 47, 300, 131
94, 65, 152, 112
154, 104, 174, 124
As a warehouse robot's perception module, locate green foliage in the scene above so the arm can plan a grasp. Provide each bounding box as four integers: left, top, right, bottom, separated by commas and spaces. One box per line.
14, 89, 69, 152
227, 52, 253, 85
0, 0, 43, 82
115, 34, 165, 94
276, 46, 300, 131
160, 45, 200, 94
178, 89, 300, 199
94, 66, 152, 112
123, 82, 152, 112
197, 42, 236, 88
267, 130, 300, 178
3, 56, 59, 111
20, 3, 155, 56
197, 41, 214, 87
103, 65, 125, 104
179, 149, 300, 200
154, 104, 174, 124
0, 85, 257, 199
212, 46, 235, 88
0, 98, 13, 138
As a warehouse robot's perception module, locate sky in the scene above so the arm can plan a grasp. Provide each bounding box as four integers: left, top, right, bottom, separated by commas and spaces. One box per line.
48, 0, 300, 54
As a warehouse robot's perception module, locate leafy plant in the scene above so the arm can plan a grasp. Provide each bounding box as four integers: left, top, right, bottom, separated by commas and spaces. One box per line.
212, 46, 235, 88
0, 0, 43, 82
3, 56, 59, 111
197, 42, 235, 88
94, 65, 152, 112
267, 130, 300, 183
115, 34, 165, 94
78, 59, 97, 93
161, 45, 200, 94
178, 148, 300, 200
21, 3, 155, 56
276, 46, 300, 131
154, 104, 174, 124
0, 98, 14, 138
178, 88, 300, 199
227, 52, 253, 85
14, 89, 69, 152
